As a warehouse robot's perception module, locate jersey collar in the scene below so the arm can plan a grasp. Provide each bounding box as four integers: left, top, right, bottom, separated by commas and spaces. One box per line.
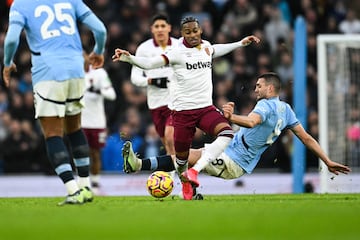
153, 37, 172, 47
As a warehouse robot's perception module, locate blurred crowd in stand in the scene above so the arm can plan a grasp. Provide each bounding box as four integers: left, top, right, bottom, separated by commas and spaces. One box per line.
0, 0, 359, 174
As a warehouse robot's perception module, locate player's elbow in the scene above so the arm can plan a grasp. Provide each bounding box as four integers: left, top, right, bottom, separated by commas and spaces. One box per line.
5, 38, 17, 50
246, 120, 258, 128
104, 89, 116, 100
100, 23, 107, 35
106, 93, 116, 101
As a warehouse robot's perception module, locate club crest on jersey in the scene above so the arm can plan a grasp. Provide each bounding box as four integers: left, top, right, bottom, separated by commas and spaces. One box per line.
205, 47, 210, 56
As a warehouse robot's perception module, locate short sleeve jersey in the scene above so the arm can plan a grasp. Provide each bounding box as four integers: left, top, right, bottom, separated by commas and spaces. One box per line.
8, 0, 91, 84
225, 97, 299, 173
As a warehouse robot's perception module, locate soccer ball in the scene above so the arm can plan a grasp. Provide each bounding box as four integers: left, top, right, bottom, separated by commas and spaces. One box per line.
146, 171, 174, 198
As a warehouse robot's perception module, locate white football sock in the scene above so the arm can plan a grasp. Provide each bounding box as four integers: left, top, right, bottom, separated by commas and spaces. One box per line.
192, 136, 232, 172
65, 180, 80, 195
174, 159, 188, 181
77, 176, 91, 189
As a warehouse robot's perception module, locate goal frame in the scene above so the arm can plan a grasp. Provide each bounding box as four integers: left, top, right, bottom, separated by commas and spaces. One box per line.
317, 34, 360, 193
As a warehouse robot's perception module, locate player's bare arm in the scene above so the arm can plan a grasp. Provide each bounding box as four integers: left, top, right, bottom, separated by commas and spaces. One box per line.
2, 63, 17, 88
223, 103, 262, 128
290, 124, 351, 175
222, 102, 234, 119
230, 112, 262, 128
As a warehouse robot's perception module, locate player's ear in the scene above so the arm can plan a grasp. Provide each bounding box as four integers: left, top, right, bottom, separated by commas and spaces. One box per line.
269, 84, 275, 94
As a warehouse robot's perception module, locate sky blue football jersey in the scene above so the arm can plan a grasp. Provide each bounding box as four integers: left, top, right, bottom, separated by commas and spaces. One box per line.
225, 97, 299, 173
8, 0, 91, 84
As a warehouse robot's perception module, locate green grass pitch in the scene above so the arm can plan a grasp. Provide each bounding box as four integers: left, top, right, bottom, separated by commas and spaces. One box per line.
0, 194, 359, 240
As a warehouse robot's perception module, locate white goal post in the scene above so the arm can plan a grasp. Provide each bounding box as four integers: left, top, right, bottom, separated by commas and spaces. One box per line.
317, 34, 360, 193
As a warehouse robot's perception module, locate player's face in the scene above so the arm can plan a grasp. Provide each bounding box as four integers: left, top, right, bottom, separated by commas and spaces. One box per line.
151, 20, 171, 44
181, 21, 202, 47
254, 78, 270, 101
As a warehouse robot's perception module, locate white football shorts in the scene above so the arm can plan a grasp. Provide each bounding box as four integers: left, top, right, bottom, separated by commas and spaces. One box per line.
33, 78, 85, 118
203, 150, 245, 179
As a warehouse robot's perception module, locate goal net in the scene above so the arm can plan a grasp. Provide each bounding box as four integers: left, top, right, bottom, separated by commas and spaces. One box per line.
317, 35, 360, 193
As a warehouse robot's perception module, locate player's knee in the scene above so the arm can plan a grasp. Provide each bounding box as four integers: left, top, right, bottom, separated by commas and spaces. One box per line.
174, 140, 191, 154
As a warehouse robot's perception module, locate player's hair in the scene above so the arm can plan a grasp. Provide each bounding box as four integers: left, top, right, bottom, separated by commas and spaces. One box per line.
180, 16, 199, 28
151, 13, 170, 24
258, 72, 281, 93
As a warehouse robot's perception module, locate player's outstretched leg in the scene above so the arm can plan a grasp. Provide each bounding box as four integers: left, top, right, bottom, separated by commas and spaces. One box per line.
122, 141, 141, 173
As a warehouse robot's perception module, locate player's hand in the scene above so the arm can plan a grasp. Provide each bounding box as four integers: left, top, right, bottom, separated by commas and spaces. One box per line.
112, 48, 130, 62
222, 102, 235, 120
89, 52, 104, 69
150, 77, 168, 88
241, 35, 261, 46
326, 161, 351, 175
2, 63, 17, 88
88, 85, 101, 94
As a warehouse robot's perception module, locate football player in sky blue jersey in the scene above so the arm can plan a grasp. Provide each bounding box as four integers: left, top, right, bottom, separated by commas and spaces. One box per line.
122, 72, 351, 199
3, 0, 107, 205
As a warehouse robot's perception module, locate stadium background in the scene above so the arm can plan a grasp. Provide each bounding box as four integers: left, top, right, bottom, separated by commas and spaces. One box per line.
0, 0, 359, 181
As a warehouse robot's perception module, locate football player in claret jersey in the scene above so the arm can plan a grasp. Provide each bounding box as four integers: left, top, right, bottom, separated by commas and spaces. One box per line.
3, 0, 107, 205
130, 13, 177, 155
120, 72, 351, 195
113, 16, 260, 200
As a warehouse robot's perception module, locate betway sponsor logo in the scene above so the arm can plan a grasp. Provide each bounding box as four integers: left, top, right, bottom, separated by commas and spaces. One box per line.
186, 61, 212, 70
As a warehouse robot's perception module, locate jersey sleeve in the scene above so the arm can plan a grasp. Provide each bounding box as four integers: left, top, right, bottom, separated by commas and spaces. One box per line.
212, 41, 246, 58
130, 44, 149, 87
4, 2, 25, 66
77, 1, 107, 54
74, 0, 92, 20
285, 104, 300, 128
3, 23, 23, 66
252, 100, 269, 123
164, 48, 181, 65
9, 4, 26, 27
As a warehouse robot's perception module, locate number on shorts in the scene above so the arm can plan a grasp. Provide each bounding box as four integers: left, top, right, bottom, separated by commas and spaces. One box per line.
211, 158, 224, 166
35, 3, 76, 40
